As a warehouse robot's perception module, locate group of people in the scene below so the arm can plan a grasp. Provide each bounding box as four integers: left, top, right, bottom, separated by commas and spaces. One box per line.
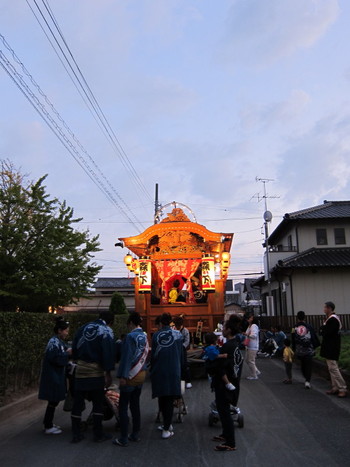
38, 311, 190, 447
39, 311, 116, 442
38, 300, 347, 453
281, 301, 347, 398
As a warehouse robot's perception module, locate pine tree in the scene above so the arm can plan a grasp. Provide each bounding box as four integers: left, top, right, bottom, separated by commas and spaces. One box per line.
109, 291, 128, 315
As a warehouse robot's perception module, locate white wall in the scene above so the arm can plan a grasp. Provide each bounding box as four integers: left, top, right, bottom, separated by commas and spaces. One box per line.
297, 221, 350, 251
291, 269, 350, 315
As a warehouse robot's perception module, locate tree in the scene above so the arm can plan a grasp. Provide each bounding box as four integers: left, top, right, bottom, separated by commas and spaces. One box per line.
109, 292, 128, 315
0, 160, 102, 312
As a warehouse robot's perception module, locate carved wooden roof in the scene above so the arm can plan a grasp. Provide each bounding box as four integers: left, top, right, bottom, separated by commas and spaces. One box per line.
119, 207, 233, 259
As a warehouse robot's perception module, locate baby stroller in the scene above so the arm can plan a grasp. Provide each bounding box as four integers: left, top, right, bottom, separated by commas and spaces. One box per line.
208, 400, 244, 428
155, 381, 188, 424
83, 386, 120, 431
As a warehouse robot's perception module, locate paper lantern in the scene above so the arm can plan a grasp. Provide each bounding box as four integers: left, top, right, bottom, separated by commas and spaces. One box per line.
201, 256, 215, 291
138, 258, 152, 293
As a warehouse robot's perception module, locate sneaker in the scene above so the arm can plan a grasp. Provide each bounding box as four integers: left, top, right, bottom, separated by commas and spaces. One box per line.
45, 426, 62, 435
158, 424, 173, 431
186, 383, 192, 389
225, 383, 236, 391
162, 430, 174, 439
128, 434, 141, 442
305, 382, 311, 389
246, 376, 258, 380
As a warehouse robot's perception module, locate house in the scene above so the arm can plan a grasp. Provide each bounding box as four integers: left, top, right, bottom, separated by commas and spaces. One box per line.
255, 200, 350, 316
63, 277, 135, 313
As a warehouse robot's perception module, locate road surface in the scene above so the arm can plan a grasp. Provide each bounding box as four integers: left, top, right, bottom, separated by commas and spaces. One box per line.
0, 356, 349, 467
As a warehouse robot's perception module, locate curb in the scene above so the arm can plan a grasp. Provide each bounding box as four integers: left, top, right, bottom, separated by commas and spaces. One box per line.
0, 392, 41, 423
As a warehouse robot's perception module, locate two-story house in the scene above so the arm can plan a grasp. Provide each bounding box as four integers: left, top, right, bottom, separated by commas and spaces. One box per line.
255, 200, 350, 316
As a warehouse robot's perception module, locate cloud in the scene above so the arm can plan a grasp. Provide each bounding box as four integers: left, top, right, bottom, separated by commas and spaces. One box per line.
277, 112, 350, 209
239, 89, 311, 131
220, 0, 340, 66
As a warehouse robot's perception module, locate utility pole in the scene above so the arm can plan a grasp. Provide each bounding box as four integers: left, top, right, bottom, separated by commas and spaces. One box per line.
154, 183, 161, 224
253, 177, 279, 316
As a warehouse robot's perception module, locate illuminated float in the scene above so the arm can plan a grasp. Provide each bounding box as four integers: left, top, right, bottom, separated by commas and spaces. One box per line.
118, 202, 233, 334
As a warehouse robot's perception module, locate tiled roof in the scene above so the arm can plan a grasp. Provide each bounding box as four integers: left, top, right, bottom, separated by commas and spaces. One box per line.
94, 277, 133, 289
286, 200, 350, 220
274, 248, 350, 269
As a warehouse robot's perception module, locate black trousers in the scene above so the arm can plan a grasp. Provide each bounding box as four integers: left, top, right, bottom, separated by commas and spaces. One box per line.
119, 386, 142, 443
158, 395, 175, 430
182, 350, 191, 383
284, 362, 292, 380
43, 401, 59, 429
71, 388, 105, 439
298, 355, 313, 382
214, 384, 235, 448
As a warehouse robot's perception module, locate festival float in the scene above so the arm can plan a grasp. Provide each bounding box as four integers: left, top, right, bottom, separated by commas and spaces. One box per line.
118, 202, 233, 335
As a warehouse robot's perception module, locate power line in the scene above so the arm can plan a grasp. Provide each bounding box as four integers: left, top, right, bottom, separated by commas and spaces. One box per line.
28, 0, 152, 205
0, 33, 144, 232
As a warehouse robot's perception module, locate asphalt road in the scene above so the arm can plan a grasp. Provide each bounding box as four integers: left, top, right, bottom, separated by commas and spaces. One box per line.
0, 356, 349, 467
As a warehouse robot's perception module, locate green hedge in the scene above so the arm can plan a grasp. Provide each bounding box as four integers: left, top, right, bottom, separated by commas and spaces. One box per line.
315, 334, 350, 373
0, 312, 128, 407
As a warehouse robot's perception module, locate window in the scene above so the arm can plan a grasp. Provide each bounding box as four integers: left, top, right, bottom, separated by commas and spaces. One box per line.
334, 228, 346, 245
316, 228, 328, 245
287, 235, 293, 250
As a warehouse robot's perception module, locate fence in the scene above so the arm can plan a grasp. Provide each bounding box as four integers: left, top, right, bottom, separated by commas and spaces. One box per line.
258, 314, 350, 332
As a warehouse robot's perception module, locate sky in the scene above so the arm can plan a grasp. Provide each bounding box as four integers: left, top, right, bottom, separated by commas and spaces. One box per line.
1, 0, 350, 283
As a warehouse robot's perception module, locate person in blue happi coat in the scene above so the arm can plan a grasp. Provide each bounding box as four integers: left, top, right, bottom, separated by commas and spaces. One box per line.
150, 312, 183, 440
113, 312, 149, 447
38, 316, 72, 435
70, 311, 115, 443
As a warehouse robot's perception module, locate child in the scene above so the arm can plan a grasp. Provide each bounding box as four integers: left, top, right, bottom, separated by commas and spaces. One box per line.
202, 332, 235, 391
283, 338, 294, 384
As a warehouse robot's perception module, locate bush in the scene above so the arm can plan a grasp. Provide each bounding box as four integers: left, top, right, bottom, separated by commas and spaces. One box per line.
315, 334, 350, 372
0, 312, 128, 406
109, 292, 128, 315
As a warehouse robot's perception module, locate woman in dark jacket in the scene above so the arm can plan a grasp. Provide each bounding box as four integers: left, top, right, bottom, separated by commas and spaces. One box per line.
38, 317, 71, 434
150, 313, 183, 440
211, 314, 243, 452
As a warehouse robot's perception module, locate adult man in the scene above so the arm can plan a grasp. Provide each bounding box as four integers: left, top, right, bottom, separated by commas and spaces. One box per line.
71, 311, 116, 443
320, 301, 347, 398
